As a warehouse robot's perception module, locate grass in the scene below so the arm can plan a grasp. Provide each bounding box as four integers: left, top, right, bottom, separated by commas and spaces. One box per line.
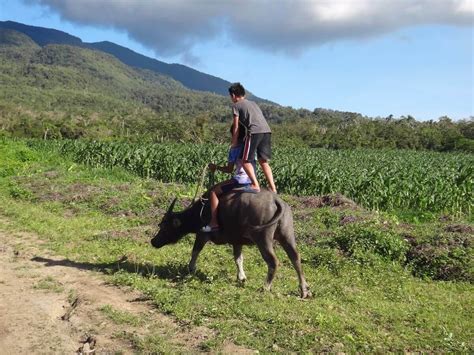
0, 138, 472, 352
99, 305, 143, 326
33, 276, 64, 293
115, 331, 179, 354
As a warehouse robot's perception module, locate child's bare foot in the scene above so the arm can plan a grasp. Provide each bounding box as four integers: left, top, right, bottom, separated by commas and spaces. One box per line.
250, 184, 260, 192
201, 225, 219, 232
234, 185, 260, 193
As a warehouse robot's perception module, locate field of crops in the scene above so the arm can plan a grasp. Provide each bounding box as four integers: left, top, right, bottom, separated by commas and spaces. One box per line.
2, 138, 473, 352
28, 139, 473, 215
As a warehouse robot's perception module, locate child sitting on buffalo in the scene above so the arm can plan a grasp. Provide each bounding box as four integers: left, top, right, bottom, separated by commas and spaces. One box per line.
201, 133, 256, 233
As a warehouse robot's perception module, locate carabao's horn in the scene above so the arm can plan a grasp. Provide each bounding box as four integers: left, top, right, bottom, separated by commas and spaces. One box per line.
167, 197, 178, 215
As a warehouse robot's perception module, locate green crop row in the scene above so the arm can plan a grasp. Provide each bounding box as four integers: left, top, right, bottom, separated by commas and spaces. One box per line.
27, 139, 473, 215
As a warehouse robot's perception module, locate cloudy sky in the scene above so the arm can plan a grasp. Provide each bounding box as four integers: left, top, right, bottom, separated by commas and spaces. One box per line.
1, 0, 473, 120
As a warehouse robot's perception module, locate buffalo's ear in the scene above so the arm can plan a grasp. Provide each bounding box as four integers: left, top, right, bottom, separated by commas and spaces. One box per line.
167, 197, 178, 215
172, 218, 181, 228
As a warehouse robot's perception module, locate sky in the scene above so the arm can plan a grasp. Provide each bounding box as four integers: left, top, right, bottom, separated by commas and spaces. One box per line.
1, 0, 473, 120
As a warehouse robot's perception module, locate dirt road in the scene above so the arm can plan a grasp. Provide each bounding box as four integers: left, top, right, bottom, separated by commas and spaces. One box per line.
0, 224, 250, 354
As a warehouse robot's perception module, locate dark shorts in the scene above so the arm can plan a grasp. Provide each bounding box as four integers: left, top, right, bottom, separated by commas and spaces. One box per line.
220, 178, 249, 194
241, 133, 272, 161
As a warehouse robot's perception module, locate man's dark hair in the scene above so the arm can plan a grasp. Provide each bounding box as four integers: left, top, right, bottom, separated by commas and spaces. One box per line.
228, 82, 245, 97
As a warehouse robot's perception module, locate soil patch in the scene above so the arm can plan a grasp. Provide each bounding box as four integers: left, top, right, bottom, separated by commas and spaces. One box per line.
444, 224, 474, 234
296, 194, 358, 209
0, 220, 252, 353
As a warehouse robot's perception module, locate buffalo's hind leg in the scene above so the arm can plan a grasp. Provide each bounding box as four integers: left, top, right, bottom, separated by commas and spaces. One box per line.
255, 233, 279, 292
277, 210, 311, 298
232, 244, 247, 283
279, 238, 311, 298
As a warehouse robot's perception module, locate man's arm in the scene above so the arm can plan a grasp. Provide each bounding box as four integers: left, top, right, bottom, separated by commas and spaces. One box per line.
231, 114, 239, 147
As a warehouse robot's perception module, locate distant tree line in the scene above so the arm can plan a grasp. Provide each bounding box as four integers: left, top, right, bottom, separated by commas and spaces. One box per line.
0, 32, 472, 152
1, 99, 472, 153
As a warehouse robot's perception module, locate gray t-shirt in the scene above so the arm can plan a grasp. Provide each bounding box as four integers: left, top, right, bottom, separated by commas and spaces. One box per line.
232, 99, 271, 134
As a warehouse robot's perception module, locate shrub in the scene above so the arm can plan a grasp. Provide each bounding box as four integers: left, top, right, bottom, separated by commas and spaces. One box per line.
407, 232, 473, 282
333, 221, 409, 263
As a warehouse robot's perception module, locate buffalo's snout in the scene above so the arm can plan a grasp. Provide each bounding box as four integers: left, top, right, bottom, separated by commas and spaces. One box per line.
151, 234, 166, 248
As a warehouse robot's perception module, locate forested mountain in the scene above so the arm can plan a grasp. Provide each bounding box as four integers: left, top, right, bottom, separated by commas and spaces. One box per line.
0, 20, 82, 46
0, 27, 234, 138
0, 20, 267, 101
0, 24, 472, 151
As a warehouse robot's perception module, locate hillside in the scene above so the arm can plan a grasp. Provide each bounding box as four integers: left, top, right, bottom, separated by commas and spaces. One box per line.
0, 138, 473, 352
0, 28, 39, 48
0, 20, 268, 100
0, 28, 232, 139
0, 28, 228, 107
0, 26, 472, 150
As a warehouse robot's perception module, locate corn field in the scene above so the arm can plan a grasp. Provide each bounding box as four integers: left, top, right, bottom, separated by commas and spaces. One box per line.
29, 140, 473, 214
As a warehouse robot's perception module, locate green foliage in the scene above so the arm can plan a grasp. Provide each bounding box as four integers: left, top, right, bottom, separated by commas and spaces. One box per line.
407, 232, 473, 282
8, 182, 33, 200
33, 276, 64, 293
0, 28, 39, 48
0, 30, 473, 151
0, 138, 473, 352
28, 139, 473, 215
0, 139, 40, 177
99, 305, 143, 326
333, 221, 409, 263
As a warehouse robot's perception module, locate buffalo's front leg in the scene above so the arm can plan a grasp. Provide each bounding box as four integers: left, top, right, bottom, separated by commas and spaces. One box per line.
232, 244, 247, 283
188, 233, 209, 273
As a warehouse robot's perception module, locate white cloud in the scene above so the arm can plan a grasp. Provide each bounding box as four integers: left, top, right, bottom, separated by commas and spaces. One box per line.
24, 0, 474, 58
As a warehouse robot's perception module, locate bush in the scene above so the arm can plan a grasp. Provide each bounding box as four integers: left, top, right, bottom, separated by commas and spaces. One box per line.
9, 183, 33, 200
333, 221, 409, 263
407, 232, 473, 282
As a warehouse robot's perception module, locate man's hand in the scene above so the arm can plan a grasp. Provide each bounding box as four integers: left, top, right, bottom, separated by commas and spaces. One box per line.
208, 163, 217, 172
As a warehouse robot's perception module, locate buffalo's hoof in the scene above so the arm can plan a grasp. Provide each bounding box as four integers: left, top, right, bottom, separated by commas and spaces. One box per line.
259, 284, 272, 293
236, 277, 247, 286
300, 288, 312, 299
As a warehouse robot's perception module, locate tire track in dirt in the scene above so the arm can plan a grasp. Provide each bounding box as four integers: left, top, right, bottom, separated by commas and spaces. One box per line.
0, 221, 252, 354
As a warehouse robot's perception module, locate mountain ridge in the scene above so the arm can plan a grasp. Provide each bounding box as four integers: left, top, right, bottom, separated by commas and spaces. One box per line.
0, 20, 268, 102
1, 22, 471, 152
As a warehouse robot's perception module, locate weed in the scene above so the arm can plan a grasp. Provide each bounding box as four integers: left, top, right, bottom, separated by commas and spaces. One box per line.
407, 232, 473, 282
1, 138, 472, 352
115, 330, 179, 353
8, 183, 33, 200
333, 221, 409, 263
99, 305, 143, 326
33, 276, 64, 293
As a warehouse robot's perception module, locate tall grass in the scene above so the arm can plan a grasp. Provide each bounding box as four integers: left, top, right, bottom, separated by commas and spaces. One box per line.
28, 139, 473, 214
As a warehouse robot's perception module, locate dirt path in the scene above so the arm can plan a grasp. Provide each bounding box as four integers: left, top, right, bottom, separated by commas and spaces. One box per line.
0, 223, 250, 354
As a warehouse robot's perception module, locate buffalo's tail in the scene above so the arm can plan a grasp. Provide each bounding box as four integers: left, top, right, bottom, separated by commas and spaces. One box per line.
249, 197, 285, 231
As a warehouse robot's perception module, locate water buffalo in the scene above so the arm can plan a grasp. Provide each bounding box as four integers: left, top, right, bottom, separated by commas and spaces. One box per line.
151, 189, 310, 298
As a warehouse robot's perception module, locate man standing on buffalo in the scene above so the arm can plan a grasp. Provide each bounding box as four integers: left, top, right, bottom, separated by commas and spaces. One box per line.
228, 83, 277, 193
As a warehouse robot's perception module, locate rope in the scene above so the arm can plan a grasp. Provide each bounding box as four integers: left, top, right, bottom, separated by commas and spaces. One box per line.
208, 166, 215, 189
193, 164, 213, 203
191, 164, 214, 223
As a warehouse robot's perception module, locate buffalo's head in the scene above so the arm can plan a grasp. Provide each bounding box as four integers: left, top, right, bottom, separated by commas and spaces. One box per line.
151, 198, 186, 248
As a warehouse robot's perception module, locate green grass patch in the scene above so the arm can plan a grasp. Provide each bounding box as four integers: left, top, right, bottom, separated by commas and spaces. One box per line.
33, 276, 64, 293
0, 138, 472, 352
99, 305, 143, 326
115, 331, 179, 354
